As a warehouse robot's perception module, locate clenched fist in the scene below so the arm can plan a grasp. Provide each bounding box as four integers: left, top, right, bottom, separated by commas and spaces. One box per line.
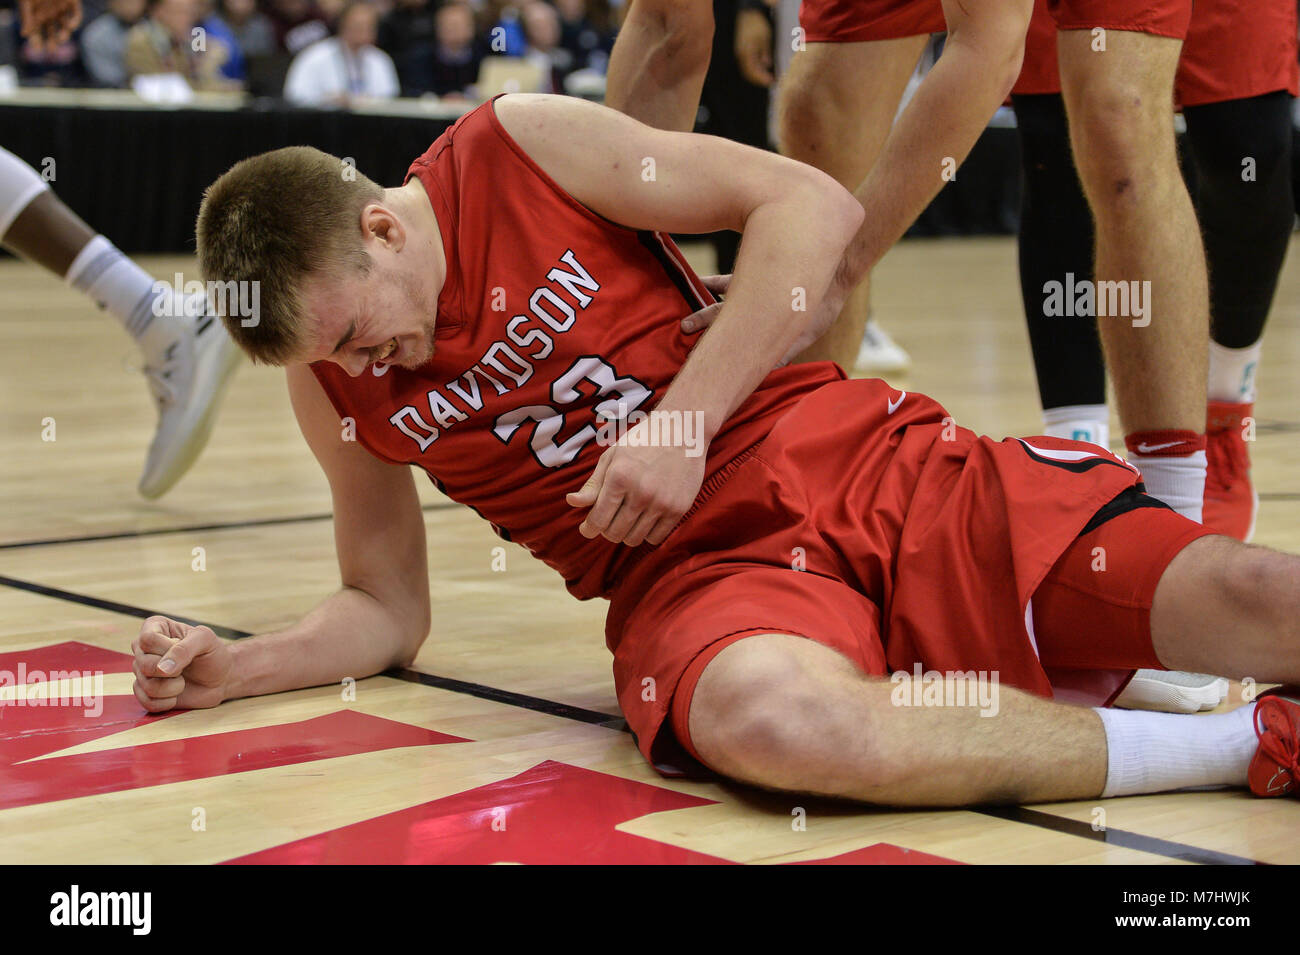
132, 616, 232, 713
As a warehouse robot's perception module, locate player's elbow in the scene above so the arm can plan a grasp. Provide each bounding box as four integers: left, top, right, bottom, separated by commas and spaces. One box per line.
944, 1, 1030, 100
802, 171, 865, 246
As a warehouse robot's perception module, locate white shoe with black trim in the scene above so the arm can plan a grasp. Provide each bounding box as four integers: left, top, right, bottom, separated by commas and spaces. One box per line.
138, 297, 241, 499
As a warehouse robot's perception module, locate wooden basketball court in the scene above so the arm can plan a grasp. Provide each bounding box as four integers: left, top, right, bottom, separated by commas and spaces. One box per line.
2, 236, 1297, 865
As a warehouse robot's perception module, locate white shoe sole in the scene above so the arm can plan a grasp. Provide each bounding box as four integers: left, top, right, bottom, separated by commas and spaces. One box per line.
138, 333, 242, 499
1114, 671, 1230, 713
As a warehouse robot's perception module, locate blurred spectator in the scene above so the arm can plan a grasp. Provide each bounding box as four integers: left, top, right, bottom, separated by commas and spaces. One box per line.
213, 0, 274, 60
267, 0, 327, 53
520, 0, 569, 91
125, 0, 234, 88
482, 0, 524, 56
376, 0, 434, 94
554, 0, 608, 73
80, 0, 146, 85
428, 0, 481, 97
283, 0, 398, 104
196, 0, 243, 79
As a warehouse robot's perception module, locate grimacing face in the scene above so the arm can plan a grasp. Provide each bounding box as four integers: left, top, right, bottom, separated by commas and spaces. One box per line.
298, 255, 440, 376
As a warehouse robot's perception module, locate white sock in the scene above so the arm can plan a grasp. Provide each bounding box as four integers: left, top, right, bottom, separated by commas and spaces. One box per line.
1043, 404, 1110, 449
1208, 340, 1261, 404
1095, 703, 1257, 797
0, 145, 51, 237
65, 235, 176, 358
1129, 450, 1207, 523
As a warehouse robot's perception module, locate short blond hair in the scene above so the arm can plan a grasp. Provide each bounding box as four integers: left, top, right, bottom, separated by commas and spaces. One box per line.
196, 146, 384, 365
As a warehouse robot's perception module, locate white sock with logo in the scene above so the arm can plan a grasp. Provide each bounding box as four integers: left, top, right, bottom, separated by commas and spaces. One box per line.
1043, 404, 1110, 449
1094, 703, 1257, 796
66, 235, 175, 360
1207, 340, 1261, 404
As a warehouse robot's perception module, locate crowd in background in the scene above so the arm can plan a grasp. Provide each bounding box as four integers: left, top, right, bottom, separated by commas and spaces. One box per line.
0, 0, 622, 103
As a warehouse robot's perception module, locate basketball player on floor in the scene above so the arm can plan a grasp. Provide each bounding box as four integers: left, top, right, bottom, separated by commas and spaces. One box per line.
1011, 0, 1297, 711
613, 0, 1223, 709
132, 95, 1300, 807
8, 0, 241, 496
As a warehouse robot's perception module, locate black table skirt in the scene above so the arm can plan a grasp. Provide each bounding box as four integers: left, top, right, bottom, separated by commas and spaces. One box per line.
1, 103, 458, 253
1, 101, 1026, 254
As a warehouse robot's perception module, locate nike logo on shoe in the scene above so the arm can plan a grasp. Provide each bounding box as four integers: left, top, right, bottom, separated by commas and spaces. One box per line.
887, 391, 907, 415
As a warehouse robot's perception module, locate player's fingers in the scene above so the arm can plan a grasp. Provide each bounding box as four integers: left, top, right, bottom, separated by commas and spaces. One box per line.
137, 621, 181, 658
681, 301, 724, 334
602, 497, 647, 544
621, 509, 663, 549
700, 273, 732, 296
566, 451, 611, 508
134, 670, 187, 700
645, 511, 683, 547
156, 626, 217, 676
579, 486, 626, 539
133, 679, 178, 713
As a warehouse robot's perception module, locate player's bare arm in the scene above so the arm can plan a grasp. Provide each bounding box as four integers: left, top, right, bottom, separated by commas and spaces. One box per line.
492, 94, 864, 545
132, 364, 432, 710
838, 0, 1032, 285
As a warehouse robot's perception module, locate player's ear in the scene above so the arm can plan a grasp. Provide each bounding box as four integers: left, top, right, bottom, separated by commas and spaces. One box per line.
359, 203, 406, 252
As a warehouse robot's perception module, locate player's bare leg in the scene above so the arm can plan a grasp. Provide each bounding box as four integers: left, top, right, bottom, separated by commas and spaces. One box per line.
686, 536, 1300, 807
689, 632, 1109, 805
0, 146, 240, 497
1057, 30, 1210, 519
605, 0, 714, 131
778, 36, 925, 368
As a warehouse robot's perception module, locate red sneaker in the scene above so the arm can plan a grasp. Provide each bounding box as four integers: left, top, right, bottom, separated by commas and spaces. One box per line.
1203, 400, 1257, 542
1248, 689, 1300, 797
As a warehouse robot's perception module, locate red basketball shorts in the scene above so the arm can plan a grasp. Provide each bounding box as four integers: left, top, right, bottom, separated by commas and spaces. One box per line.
604, 376, 1216, 776
799, 0, 945, 44
1014, 0, 1300, 106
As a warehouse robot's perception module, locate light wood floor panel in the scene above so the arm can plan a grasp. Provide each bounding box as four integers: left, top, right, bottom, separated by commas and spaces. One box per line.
2, 237, 1297, 864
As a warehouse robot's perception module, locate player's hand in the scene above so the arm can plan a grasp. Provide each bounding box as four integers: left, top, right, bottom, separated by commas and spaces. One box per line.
680, 273, 729, 336
132, 616, 232, 713
18, 0, 82, 52
680, 271, 842, 368
735, 8, 774, 87
566, 428, 707, 546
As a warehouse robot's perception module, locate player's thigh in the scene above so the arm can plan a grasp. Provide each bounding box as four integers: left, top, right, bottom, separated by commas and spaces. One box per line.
779, 36, 927, 183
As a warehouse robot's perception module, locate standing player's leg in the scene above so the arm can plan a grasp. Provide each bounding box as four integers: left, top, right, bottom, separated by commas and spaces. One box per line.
777, 34, 927, 368
1183, 92, 1295, 542
1011, 91, 1109, 449
684, 529, 1300, 807
605, 0, 715, 131
1057, 28, 1210, 522
0, 146, 241, 498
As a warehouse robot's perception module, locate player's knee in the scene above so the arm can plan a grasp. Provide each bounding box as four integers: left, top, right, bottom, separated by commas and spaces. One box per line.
777, 70, 842, 158
689, 636, 880, 790
1069, 83, 1175, 197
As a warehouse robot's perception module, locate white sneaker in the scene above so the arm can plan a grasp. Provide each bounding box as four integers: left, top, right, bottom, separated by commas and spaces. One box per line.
854, 319, 911, 374
138, 298, 242, 499
1114, 670, 1230, 713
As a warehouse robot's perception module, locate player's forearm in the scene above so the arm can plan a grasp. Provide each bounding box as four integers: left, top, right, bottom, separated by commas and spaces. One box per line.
835, 24, 1026, 288
660, 181, 863, 438
223, 586, 428, 701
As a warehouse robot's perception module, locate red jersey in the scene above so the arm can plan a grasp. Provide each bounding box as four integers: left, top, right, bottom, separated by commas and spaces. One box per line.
311, 96, 843, 600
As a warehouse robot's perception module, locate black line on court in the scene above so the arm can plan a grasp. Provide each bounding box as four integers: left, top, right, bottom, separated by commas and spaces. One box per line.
0, 573, 1268, 866
976, 806, 1264, 865
0, 502, 459, 551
